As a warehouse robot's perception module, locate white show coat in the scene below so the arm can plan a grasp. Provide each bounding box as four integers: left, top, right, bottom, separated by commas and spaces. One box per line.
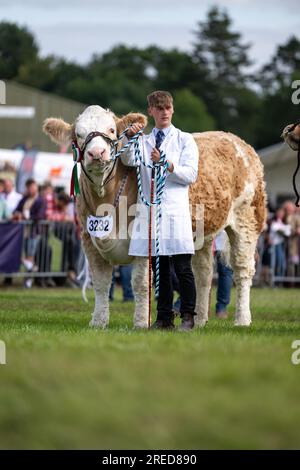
121, 124, 199, 256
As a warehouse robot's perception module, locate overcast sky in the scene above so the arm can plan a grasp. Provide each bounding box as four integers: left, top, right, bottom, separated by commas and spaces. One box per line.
1, 0, 299, 70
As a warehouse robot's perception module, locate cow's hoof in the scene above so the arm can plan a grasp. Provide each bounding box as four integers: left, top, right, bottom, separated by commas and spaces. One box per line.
89, 319, 107, 329
194, 318, 208, 328
133, 322, 148, 330
234, 318, 251, 327
133, 312, 149, 329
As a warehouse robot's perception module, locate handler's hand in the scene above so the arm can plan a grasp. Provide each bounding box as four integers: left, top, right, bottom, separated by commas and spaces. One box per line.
126, 122, 144, 137
151, 147, 161, 163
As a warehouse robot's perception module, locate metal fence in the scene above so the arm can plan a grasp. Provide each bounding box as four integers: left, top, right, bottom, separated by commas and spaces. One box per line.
255, 233, 300, 287
0, 220, 82, 279
269, 245, 300, 286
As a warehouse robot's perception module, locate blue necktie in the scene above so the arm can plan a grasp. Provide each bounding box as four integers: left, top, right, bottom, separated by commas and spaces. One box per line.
155, 130, 165, 149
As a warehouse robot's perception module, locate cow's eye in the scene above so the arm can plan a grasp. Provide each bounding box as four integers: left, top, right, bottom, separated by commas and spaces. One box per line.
110, 128, 115, 134
76, 132, 84, 139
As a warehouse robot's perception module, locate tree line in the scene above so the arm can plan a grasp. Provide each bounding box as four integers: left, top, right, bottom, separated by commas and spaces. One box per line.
1, 6, 300, 149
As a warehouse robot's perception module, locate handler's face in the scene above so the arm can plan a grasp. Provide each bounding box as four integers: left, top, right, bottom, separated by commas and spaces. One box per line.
148, 104, 174, 129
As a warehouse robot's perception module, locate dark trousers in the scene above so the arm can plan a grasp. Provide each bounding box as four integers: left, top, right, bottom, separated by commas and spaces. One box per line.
152, 254, 196, 320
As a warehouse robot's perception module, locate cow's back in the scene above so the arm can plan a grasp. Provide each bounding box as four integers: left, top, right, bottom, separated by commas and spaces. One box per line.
190, 131, 266, 235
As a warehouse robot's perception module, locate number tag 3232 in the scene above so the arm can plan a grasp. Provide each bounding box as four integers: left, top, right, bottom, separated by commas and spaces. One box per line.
87, 215, 113, 239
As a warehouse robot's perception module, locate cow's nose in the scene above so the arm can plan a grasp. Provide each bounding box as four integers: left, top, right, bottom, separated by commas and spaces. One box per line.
87, 148, 106, 160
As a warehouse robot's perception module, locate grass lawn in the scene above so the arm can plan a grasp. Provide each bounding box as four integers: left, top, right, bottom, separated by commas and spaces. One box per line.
0, 286, 300, 450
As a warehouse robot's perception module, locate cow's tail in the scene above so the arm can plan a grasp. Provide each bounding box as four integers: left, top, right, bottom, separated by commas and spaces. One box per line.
77, 254, 91, 303
219, 234, 231, 268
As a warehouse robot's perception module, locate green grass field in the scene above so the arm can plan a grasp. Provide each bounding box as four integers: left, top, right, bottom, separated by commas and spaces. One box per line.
0, 286, 300, 450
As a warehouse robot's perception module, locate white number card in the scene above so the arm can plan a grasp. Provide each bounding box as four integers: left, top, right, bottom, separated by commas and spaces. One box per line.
87, 215, 113, 238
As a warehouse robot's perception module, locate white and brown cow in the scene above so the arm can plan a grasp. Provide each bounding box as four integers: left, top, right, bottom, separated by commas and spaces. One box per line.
43, 105, 266, 328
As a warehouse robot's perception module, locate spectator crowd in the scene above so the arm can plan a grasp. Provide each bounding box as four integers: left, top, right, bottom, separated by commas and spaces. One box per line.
259, 201, 300, 285
0, 177, 80, 288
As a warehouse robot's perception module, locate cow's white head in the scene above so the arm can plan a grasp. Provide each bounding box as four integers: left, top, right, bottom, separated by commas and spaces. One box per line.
43, 105, 147, 179
282, 120, 300, 151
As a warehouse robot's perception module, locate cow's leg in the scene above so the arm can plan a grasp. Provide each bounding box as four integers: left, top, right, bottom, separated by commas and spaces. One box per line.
192, 237, 214, 327
226, 223, 257, 326
82, 235, 113, 328
131, 256, 148, 329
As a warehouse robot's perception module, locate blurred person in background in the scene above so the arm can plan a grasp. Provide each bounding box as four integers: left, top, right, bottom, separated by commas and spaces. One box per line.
0, 178, 5, 199
109, 265, 134, 302
0, 197, 9, 220
214, 230, 233, 319
270, 207, 291, 278
283, 201, 300, 278
0, 179, 9, 220
260, 218, 273, 286
3, 178, 22, 216
34, 182, 56, 287
12, 178, 46, 288
49, 192, 74, 223
48, 192, 80, 288
1, 179, 11, 285
41, 181, 55, 220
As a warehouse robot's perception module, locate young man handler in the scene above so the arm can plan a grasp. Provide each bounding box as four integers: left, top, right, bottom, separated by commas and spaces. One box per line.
122, 91, 199, 330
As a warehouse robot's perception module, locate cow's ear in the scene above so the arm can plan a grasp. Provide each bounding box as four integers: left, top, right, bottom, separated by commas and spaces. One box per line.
43, 118, 74, 146
115, 112, 148, 136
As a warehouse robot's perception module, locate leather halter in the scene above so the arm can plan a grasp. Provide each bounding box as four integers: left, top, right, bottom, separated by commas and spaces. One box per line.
72, 131, 118, 192
287, 119, 300, 134
81, 131, 117, 154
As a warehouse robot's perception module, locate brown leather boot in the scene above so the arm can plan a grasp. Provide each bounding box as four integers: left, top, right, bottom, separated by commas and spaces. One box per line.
150, 314, 175, 330
178, 313, 195, 331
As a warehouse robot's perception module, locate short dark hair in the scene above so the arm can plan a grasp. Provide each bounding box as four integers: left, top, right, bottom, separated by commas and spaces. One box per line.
56, 192, 70, 205
147, 90, 173, 108
25, 178, 36, 187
